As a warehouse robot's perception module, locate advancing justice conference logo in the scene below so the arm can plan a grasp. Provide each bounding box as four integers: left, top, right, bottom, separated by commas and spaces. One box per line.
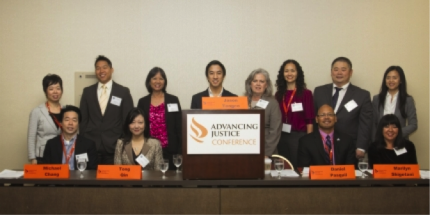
190, 118, 208, 143
189, 117, 259, 146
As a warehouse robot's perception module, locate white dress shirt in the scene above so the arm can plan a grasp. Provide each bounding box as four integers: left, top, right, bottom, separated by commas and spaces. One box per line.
383, 91, 398, 115
332, 82, 350, 113
208, 87, 224, 97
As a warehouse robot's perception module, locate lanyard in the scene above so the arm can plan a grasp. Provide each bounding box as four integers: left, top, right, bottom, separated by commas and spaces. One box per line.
282, 88, 297, 117
321, 134, 334, 165
61, 134, 76, 165
45, 102, 62, 129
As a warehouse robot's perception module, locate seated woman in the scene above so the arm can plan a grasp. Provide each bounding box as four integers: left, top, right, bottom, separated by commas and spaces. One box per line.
114, 108, 163, 170
368, 114, 418, 168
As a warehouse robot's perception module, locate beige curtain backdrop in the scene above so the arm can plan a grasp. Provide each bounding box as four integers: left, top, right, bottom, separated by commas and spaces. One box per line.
0, 0, 428, 169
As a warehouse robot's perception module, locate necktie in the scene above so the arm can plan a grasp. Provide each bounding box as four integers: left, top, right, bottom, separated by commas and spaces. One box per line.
99, 85, 108, 115
325, 135, 332, 164
332, 87, 342, 110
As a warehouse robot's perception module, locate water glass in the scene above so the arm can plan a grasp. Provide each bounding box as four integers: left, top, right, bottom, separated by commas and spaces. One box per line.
173, 154, 182, 173
159, 159, 169, 178
358, 158, 369, 178
274, 158, 284, 179
77, 159, 87, 175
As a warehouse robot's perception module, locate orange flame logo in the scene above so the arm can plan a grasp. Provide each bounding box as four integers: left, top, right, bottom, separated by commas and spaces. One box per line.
190, 117, 208, 143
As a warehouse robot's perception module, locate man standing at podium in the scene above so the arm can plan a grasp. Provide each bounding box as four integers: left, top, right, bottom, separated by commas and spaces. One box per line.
79, 55, 134, 164
190, 60, 237, 109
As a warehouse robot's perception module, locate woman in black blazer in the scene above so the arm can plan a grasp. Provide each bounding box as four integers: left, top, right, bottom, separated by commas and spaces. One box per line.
137, 67, 182, 170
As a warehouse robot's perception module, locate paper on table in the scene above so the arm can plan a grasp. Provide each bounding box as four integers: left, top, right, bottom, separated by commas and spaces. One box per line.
270, 170, 300, 177
0, 169, 24, 178
356, 169, 373, 177
420, 170, 430, 179
302, 167, 309, 174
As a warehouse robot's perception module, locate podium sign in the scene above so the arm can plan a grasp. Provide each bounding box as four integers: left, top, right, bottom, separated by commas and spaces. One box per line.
187, 114, 260, 154
182, 110, 265, 180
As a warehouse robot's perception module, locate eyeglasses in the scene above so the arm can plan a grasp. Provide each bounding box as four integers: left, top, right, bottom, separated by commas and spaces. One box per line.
317, 113, 335, 117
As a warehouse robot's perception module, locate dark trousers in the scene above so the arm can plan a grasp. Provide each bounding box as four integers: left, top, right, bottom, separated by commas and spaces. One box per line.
97, 152, 114, 165
276, 131, 306, 170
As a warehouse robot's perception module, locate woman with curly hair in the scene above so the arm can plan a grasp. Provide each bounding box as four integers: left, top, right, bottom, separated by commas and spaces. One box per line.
275, 59, 314, 169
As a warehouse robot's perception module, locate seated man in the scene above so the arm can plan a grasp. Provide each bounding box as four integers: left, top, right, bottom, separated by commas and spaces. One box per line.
298, 104, 355, 167
42, 105, 98, 170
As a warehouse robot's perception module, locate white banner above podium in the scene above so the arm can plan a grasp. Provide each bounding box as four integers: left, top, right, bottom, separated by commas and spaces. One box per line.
187, 114, 261, 154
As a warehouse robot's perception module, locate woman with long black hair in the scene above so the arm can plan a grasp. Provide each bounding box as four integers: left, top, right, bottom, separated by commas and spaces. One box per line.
275, 60, 314, 168
372, 66, 417, 140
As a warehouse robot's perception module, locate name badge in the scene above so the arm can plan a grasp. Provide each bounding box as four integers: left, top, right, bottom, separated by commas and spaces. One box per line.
256, 99, 269, 109
344, 100, 358, 112
282, 123, 291, 133
135, 154, 150, 168
394, 147, 407, 156
167, 103, 179, 112
111, 96, 122, 106
291, 103, 303, 112
75, 153, 88, 162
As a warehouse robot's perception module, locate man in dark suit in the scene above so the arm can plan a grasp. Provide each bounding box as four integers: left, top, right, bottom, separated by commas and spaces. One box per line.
298, 105, 355, 167
43, 105, 98, 170
190, 60, 237, 109
79, 55, 134, 164
313, 57, 372, 159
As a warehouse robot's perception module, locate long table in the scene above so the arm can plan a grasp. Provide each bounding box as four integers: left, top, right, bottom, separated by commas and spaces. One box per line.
1, 170, 428, 214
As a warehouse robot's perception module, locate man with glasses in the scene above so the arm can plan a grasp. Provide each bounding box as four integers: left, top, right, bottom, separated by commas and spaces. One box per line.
297, 104, 355, 167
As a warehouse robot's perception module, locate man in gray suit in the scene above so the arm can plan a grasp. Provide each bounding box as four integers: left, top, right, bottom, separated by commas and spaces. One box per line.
79, 55, 134, 164
313, 57, 372, 159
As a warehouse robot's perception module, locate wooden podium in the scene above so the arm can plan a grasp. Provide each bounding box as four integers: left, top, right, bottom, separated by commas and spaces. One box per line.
182, 109, 265, 180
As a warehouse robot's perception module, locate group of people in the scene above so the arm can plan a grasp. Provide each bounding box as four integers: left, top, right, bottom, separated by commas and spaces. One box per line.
27, 55, 418, 172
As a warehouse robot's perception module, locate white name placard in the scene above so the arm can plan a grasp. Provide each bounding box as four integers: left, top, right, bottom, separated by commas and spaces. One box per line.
187, 114, 261, 154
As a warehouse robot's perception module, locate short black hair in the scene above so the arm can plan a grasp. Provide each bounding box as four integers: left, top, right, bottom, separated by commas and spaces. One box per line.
374, 114, 404, 149
145, 67, 167, 93
95, 55, 112, 68
205, 60, 226, 77
42, 74, 63, 94
331, 57, 352, 69
60, 105, 82, 123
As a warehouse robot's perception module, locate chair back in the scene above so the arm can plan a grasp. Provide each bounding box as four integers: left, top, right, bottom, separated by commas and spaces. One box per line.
270, 154, 294, 170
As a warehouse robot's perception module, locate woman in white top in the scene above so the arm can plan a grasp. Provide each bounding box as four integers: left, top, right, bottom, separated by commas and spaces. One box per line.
27, 74, 63, 164
372, 66, 417, 140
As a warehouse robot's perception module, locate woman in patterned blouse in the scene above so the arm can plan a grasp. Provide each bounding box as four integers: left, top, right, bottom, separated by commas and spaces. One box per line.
137, 67, 182, 170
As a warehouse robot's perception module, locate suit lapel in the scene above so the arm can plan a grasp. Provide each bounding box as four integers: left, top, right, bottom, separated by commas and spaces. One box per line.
40, 104, 57, 131
378, 96, 384, 119
142, 138, 151, 156
323, 84, 333, 108
336, 84, 356, 114
124, 142, 134, 164
90, 84, 103, 118
103, 82, 115, 117
312, 131, 328, 164
163, 94, 171, 125
73, 135, 83, 167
